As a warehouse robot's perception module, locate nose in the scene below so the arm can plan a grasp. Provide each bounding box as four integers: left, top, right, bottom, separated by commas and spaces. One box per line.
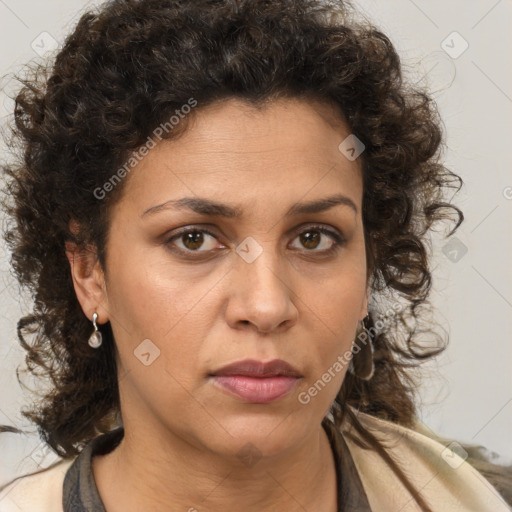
224, 240, 299, 335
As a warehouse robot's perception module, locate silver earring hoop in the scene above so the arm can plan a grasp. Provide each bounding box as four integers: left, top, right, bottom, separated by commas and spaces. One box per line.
88, 312, 103, 348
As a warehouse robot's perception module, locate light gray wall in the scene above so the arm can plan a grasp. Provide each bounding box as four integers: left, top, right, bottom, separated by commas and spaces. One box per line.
0, 0, 511, 486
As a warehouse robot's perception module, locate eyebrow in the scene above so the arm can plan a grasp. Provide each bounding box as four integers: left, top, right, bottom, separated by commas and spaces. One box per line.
140, 193, 358, 219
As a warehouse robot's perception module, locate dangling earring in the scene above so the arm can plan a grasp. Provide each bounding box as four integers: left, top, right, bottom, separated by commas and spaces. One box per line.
88, 312, 103, 348
347, 314, 375, 381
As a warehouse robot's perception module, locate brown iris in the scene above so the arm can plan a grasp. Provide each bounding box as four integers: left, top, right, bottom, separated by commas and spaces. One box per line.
299, 230, 321, 250
182, 231, 205, 250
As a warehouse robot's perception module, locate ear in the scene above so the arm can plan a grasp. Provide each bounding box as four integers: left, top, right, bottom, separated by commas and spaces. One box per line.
65, 220, 109, 324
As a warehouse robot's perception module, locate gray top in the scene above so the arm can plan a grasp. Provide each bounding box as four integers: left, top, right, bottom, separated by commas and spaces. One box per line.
62, 420, 372, 511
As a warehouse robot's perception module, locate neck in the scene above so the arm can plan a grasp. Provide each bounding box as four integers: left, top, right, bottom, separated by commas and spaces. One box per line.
93, 420, 338, 512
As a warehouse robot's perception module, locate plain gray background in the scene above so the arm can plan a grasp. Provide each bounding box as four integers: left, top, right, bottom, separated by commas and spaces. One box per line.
0, 0, 511, 486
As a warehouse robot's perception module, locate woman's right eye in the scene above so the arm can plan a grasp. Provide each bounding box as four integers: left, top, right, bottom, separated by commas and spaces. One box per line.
164, 228, 223, 255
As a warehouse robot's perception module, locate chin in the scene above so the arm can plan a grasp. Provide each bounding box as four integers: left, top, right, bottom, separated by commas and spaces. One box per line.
205, 410, 313, 460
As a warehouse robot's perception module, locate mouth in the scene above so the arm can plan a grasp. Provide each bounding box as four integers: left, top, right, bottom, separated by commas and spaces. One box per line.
209, 358, 302, 404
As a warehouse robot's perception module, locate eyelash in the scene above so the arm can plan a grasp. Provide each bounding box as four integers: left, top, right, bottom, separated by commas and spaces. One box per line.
163, 224, 346, 258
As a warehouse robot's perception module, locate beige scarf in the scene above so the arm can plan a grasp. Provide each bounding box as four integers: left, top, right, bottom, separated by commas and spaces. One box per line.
343, 408, 511, 511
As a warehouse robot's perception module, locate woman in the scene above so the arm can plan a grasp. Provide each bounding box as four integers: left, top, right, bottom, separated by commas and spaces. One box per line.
0, 0, 510, 511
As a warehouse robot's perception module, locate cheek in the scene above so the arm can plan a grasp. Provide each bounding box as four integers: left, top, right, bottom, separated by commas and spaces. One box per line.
301, 265, 365, 393
310, 264, 366, 337
106, 242, 206, 338
108, 251, 220, 372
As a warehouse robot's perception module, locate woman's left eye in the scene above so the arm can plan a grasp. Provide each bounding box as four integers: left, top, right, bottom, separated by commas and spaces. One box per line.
164, 225, 344, 256
290, 226, 344, 253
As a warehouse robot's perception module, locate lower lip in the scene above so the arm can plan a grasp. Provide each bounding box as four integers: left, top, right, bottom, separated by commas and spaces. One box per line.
211, 375, 300, 403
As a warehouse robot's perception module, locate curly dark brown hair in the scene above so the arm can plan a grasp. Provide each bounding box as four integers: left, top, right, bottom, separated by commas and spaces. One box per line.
4, 0, 505, 509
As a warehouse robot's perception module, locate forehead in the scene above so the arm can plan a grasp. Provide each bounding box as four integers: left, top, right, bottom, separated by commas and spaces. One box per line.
115, 97, 363, 218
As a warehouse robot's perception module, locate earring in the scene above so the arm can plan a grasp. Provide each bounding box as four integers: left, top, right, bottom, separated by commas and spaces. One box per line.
347, 314, 375, 381
88, 312, 103, 348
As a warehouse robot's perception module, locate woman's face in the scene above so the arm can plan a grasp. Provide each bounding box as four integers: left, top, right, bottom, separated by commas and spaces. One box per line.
86, 97, 368, 459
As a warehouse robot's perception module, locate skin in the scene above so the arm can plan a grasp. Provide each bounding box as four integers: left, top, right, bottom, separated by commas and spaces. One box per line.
66, 97, 369, 512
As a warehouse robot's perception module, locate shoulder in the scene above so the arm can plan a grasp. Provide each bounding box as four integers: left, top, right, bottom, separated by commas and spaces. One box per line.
342, 408, 512, 512
0, 458, 74, 512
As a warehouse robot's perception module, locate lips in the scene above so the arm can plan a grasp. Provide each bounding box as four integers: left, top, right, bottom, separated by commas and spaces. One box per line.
210, 358, 302, 403
211, 358, 302, 378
